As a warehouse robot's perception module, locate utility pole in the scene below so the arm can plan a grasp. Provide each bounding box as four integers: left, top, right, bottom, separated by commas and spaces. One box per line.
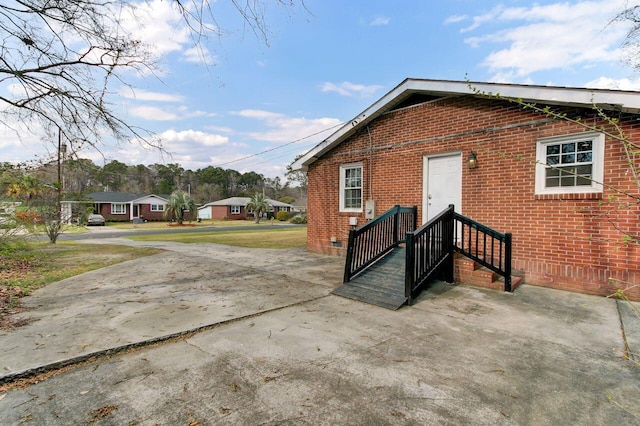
57, 127, 67, 224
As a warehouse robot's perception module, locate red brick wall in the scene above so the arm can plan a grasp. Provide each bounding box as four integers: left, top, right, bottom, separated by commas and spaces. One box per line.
210, 205, 247, 220
307, 96, 640, 299
139, 204, 165, 221
97, 203, 174, 221
96, 204, 130, 222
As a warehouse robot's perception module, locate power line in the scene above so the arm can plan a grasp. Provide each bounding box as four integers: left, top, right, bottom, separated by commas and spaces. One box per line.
212, 121, 344, 168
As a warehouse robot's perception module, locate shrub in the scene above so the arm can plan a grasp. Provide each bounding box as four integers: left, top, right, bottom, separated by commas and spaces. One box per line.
275, 211, 291, 221
290, 214, 307, 224
14, 212, 43, 225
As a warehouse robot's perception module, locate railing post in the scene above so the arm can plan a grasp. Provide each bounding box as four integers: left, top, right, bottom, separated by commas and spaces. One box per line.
405, 231, 415, 304
443, 205, 455, 283
393, 205, 400, 246
504, 232, 512, 292
412, 205, 418, 232
343, 229, 356, 283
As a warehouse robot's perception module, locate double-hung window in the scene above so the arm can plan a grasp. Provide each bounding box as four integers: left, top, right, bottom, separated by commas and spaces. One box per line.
535, 132, 604, 195
340, 163, 363, 212
111, 203, 126, 214
150, 204, 164, 212
230, 205, 241, 214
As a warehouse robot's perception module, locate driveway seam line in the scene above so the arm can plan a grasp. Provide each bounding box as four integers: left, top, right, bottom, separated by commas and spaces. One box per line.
0, 294, 330, 387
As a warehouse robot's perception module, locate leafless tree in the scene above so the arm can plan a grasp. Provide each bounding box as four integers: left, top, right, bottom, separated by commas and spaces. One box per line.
0, 0, 303, 160
615, 2, 640, 71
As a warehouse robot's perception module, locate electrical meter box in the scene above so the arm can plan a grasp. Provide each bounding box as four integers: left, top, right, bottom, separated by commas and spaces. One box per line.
365, 200, 376, 220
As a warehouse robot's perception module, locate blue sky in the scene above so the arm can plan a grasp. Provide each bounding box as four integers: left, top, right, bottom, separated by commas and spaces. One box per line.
2, 0, 639, 180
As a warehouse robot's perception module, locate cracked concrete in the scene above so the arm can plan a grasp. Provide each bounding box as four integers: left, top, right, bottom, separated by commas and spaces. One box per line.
0, 237, 638, 425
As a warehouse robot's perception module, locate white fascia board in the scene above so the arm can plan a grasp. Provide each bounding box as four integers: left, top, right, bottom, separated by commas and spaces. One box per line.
291, 78, 640, 171
292, 79, 413, 171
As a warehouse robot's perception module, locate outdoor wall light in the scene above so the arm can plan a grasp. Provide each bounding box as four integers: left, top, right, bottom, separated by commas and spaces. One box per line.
467, 151, 478, 169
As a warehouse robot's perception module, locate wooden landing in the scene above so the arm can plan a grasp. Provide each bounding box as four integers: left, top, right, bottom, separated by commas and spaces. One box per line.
332, 247, 407, 310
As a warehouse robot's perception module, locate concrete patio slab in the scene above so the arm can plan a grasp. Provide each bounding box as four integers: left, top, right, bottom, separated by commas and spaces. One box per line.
0, 239, 638, 425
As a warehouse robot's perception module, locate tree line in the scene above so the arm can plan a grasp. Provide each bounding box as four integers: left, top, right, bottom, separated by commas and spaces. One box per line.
0, 159, 306, 206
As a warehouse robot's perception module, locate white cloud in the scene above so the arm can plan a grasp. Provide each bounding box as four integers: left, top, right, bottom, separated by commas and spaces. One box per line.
458, 0, 631, 80
232, 109, 341, 144
117, 0, 215, 65
232, 110, 284, 120
584, 76, 640, 90
160, 129, 228, 147
129, 106, 179, 121
117, 129, 236, 170
444, 14, 468, 25
129, 105, 210, 121
247, 117, 342, 144
119, 88, 185, 102
460, 5, 505, 33
321, 81, 383, 97
205, 125, 234, 133
183, 46, 216, 64
123, 0, 188, 59
370, 16, 390, 26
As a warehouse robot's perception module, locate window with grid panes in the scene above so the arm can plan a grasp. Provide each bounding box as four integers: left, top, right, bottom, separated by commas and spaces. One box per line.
111, 203, 126, 214
544, 139, 593, 187
340, 163, 363, 212
535, 132, 604, 195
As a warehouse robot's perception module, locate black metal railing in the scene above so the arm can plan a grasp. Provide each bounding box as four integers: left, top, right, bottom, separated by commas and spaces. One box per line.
405, 205, 455, 304
453, 212, 513, 292
343, 205, 417, 282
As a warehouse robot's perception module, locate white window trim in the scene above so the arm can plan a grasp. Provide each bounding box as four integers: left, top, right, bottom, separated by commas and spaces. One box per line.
535, 132, 604, 195
111, 203, 126, 215
150, 204, 164, 212
230, 205, 241, 214
339, 162, 363, 213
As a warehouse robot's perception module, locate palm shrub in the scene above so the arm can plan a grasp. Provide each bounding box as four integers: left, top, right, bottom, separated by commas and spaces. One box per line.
246, 193, 269, 224
164, 190, 196, 225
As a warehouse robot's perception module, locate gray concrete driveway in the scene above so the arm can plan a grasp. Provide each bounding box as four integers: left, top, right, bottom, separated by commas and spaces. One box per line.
0, 238, 638, 425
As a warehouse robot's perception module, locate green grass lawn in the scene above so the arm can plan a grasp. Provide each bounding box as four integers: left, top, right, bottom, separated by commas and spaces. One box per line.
106, 218, 276, 230
1, 242, 163, 294
1, 226, 306, 299
129, 227, 308, 249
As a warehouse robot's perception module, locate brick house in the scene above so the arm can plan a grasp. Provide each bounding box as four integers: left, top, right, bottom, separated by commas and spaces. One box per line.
293, 79, 640, 300
62, 192, 169, 222
197, 197, 294, 220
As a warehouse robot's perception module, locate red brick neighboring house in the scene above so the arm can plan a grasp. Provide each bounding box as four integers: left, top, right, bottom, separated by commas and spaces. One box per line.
197, 197, 294, 220
293, 79, 640, 300
62, 192, 169, 222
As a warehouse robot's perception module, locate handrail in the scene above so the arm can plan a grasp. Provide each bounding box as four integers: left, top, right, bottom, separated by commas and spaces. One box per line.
405, 205, 455, 304
453, 212, 513, 292
343, 205, 417, 282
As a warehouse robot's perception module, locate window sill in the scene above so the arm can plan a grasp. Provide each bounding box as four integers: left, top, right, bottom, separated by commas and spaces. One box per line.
534, 192, 602, 201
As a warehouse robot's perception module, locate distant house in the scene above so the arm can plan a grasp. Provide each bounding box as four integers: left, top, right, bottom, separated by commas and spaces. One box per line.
61, 192, 169, 222
197, 197, 294, 220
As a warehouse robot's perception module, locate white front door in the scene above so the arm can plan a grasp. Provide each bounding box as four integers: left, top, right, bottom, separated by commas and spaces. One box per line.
423, 153, 462, 223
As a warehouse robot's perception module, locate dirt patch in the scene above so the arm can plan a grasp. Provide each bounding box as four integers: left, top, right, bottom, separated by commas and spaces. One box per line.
0, 285, 30, 330
0, 255, 38, 330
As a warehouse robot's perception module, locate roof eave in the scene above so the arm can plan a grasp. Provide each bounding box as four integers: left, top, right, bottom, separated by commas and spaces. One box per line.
292, 78, 640, 171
